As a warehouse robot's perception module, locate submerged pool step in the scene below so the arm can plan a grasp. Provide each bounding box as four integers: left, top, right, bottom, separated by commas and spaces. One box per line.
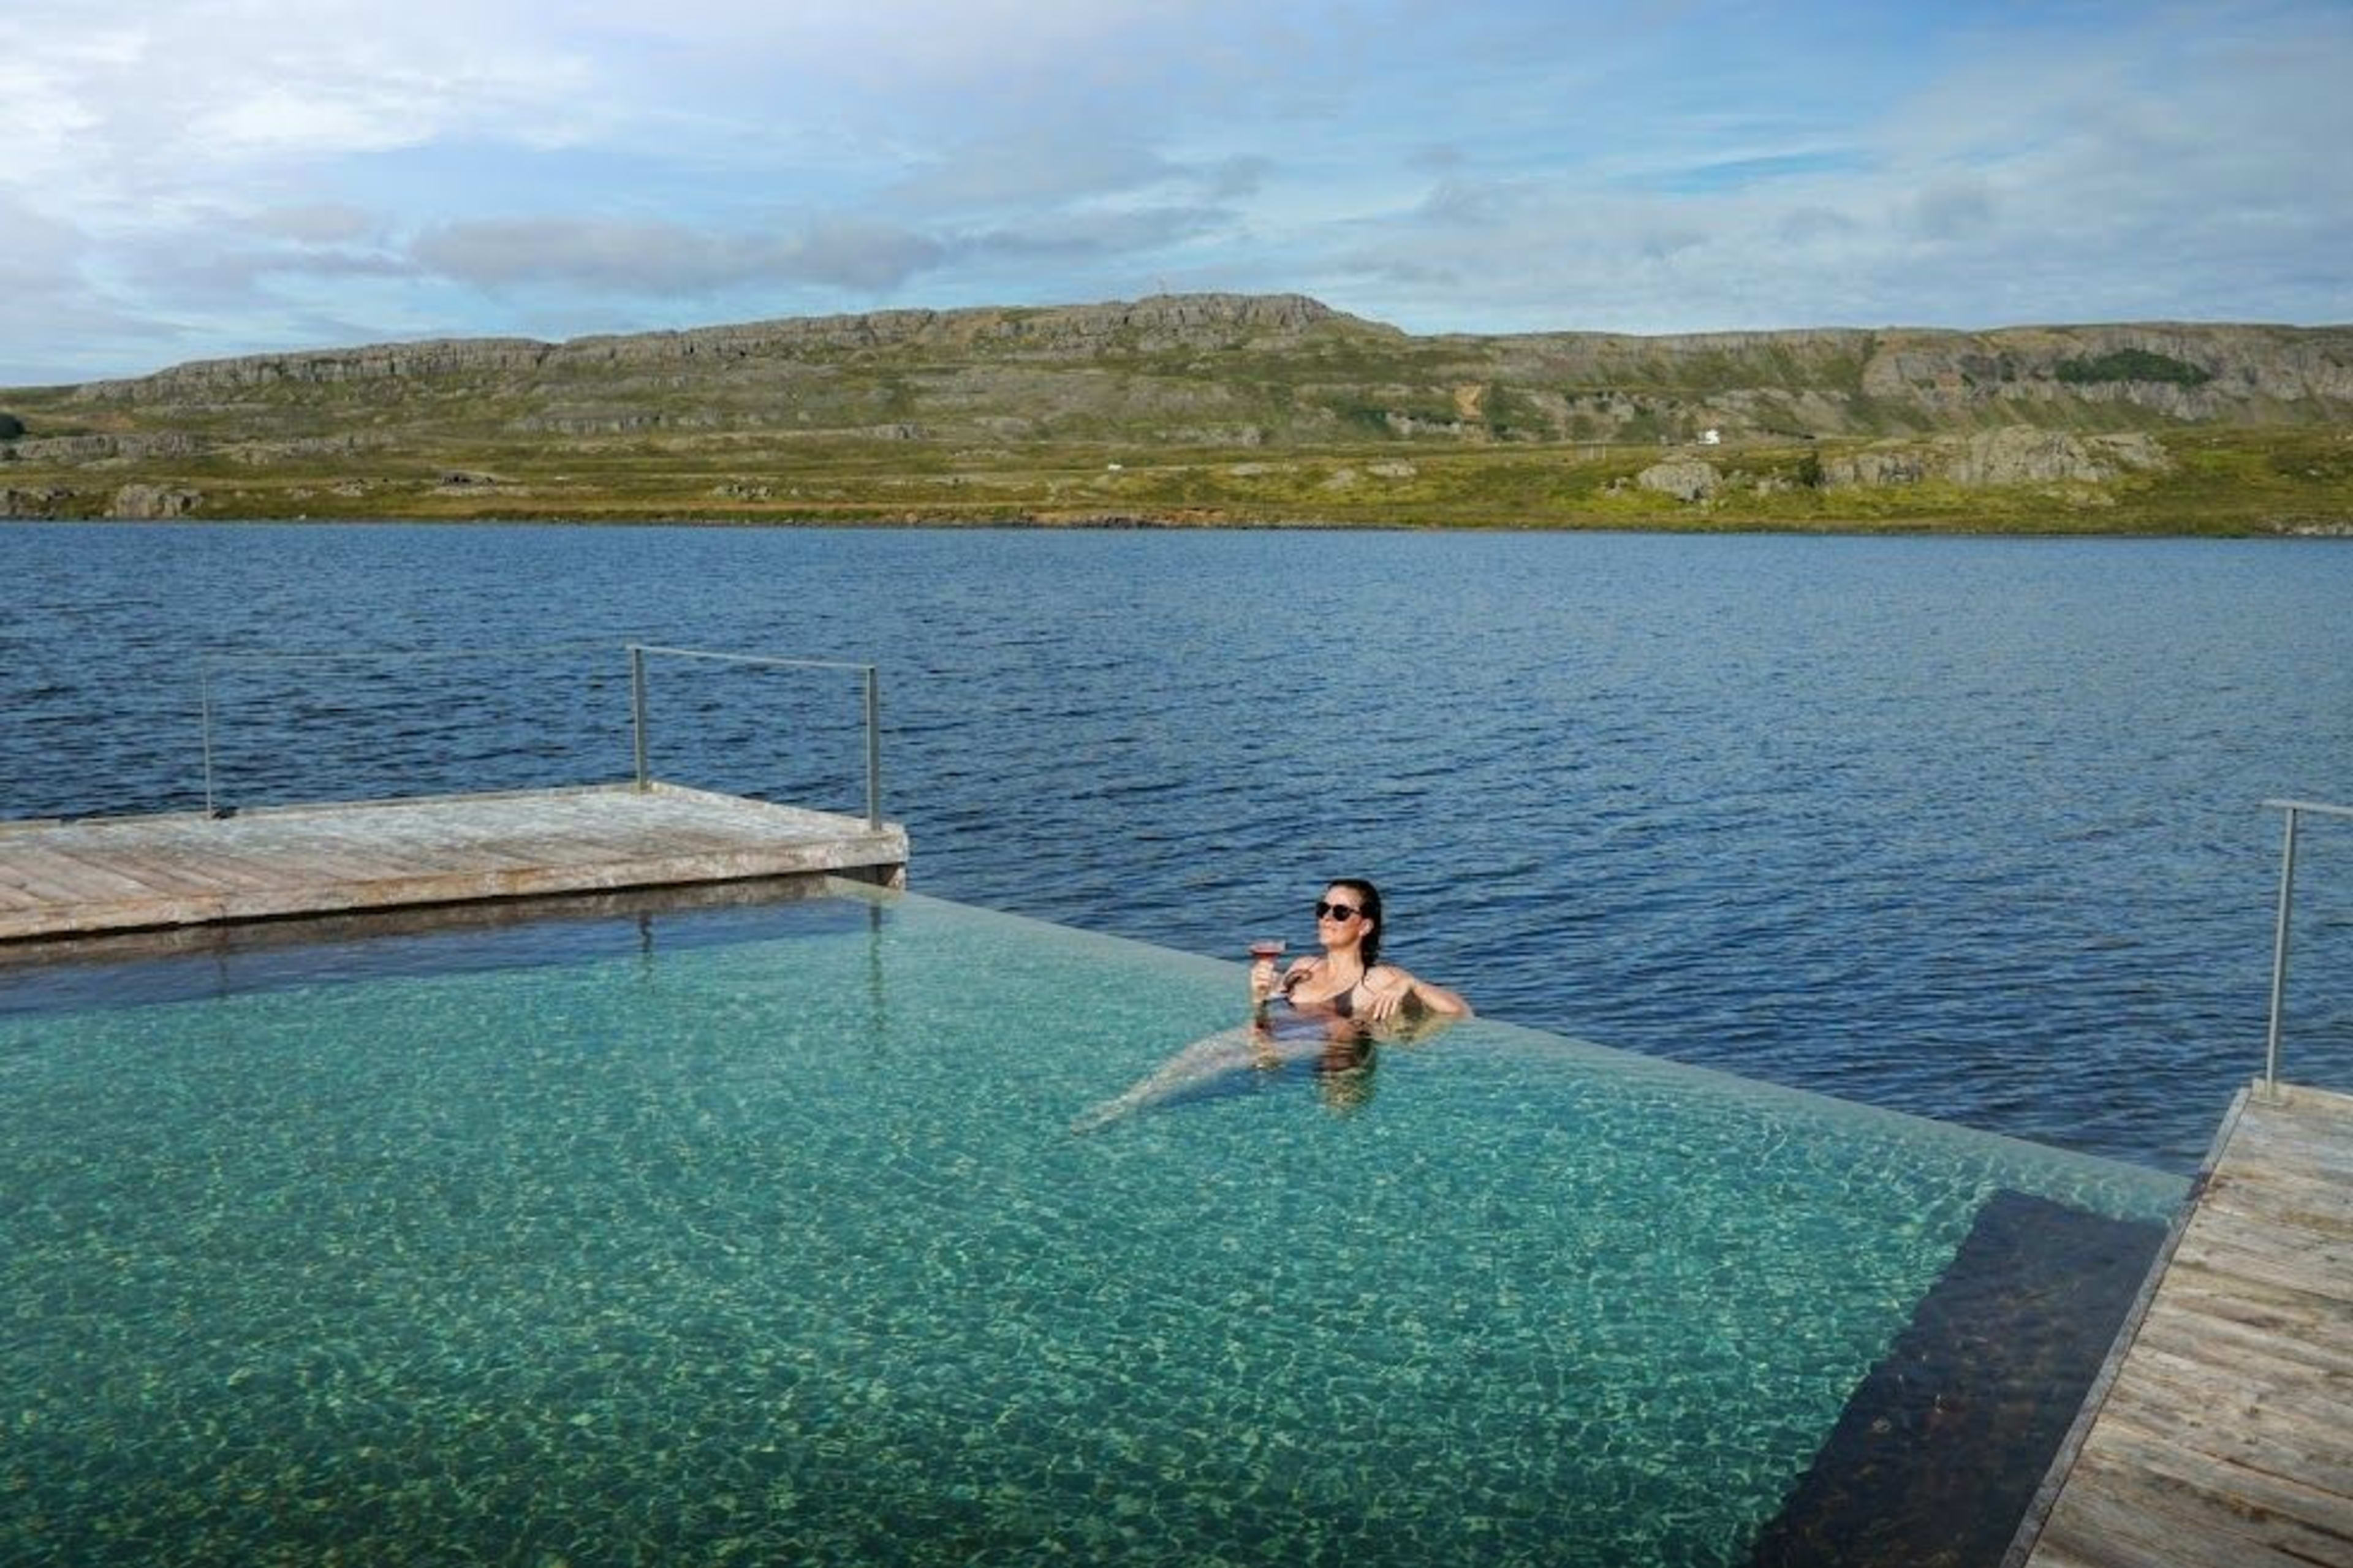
1747, 1191, 2167, 1568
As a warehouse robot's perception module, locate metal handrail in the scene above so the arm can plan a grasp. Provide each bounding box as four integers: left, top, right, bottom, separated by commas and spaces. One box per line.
197, 640, 618, 817
2262, 797, 2353, 1093
197, 642, 883, 828
624, 645, 882, 828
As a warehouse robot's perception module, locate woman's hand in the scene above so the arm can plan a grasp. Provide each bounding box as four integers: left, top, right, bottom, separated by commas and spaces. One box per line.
1249, 956, 1280, 1004
1364, 966, 1472, 1021
1253, 956, 1308, 1004
1363, 972, 1417, 1022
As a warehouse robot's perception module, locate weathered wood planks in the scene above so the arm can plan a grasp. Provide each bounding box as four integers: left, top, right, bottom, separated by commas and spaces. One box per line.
0, 782, 907, 944
2015, 1082, 2353, 1568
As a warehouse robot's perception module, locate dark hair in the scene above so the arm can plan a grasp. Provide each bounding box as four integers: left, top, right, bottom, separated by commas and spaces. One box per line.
1328, 877, 1383, 968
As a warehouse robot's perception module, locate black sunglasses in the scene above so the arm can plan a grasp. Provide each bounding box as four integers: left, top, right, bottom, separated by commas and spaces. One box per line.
1314, 900, 1364, 921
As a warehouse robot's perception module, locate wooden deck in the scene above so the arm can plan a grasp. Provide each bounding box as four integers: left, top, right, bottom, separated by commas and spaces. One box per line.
2012, 1081, 2353, 1568
0, 783, 907, 945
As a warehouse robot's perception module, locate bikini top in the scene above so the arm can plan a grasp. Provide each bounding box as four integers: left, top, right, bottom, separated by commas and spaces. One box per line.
1283, 965, 1359, 1018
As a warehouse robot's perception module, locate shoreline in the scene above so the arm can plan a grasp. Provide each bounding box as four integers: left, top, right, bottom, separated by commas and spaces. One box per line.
7, 510, 2351, 539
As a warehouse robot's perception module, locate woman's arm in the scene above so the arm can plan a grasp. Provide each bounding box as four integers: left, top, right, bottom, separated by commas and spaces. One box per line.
1365, 965, 1472, 1020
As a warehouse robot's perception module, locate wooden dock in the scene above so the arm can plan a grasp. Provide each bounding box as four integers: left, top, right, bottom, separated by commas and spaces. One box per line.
0, 783, 906, 946
2012, 1081, 2353, 1568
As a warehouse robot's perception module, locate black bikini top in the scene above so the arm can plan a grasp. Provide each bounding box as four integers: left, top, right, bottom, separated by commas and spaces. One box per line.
1283, 966, 1359, 1018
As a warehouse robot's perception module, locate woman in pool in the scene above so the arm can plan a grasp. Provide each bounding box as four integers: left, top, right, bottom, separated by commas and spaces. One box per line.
1252, 879, 1472, 1023
1071, 878, 1467, 1132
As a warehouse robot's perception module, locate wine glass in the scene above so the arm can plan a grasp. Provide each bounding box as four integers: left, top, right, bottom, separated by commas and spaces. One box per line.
1248, 937, 1286, 1005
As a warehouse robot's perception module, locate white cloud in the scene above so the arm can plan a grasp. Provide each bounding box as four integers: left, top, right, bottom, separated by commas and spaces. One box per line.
0, 1, 599, 224
965, 206, 1230, 260
889, 135, 1185, 211
253, 204, 385, 246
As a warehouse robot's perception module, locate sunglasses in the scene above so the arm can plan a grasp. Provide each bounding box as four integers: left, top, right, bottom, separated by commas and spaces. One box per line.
1314, 900, 1365, 922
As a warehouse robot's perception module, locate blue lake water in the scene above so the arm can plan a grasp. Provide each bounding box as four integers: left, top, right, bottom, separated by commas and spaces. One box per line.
6, 521, 2353, 1170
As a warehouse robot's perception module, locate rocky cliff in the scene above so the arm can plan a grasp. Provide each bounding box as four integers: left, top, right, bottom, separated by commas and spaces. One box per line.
27, 294, 2351, 441
64, 294, 1352, 401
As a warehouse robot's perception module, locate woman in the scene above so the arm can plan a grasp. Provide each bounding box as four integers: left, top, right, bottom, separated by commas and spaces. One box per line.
1070, 877, 1468, 1132
1254, 878, 1472, 1023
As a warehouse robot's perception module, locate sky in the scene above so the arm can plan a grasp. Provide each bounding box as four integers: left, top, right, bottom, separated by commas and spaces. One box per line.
2, 0, 2349, 386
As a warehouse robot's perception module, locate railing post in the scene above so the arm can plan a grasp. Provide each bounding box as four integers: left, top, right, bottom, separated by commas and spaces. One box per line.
629, 644, 650, 792
2264, 805, 2301, 1096
864, 665, 882, 830
199, 662, 219, 817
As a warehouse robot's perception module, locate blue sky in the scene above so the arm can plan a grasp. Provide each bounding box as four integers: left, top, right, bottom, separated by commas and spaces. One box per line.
3, 0, 2348, 385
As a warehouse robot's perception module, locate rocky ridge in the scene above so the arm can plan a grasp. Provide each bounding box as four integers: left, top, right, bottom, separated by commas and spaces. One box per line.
2, 294, 2349, 528
30, 295, 2351, 440
66, 294, 1350, 403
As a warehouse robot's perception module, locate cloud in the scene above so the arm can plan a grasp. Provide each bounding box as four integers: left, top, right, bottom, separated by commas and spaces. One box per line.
1205, 156, 1272, 201
885, 134, 1276, 224
1309, 3, 2353, 333
1904, 180, 1998, 243
965, 206, 1230, 260
1415, 177, 1533, 229
0, 195, 83, 292
409, 216, 947, 295
1332, 256, 1463, 289
1635, 150, 1873, 196
1776, 203, 1859, 238
780, 221, 952, 292
0, 197, 200, 384
253, 205, 385, 246
890, 135, 1183, 211
0, 2, 601, 223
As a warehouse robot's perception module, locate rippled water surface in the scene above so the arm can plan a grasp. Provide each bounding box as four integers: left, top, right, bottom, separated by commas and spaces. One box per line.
6, 522, 2352, 1169
0, 887, 2181, 1566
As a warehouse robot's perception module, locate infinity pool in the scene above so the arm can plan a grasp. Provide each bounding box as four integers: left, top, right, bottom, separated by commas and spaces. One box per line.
0, 884, 2183, 1566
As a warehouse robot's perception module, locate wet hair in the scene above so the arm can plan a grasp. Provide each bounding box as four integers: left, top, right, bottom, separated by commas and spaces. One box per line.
1327, 877, 1384, 968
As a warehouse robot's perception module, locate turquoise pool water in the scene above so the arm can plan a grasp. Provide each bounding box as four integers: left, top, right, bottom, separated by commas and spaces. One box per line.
0, 885, 2184, 1566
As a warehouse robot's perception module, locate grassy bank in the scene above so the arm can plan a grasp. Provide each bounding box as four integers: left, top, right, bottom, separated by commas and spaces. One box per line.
6, 425, 2352, 534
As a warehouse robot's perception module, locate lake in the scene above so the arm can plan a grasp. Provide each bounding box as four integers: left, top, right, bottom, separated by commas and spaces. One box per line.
6, 521, 2351, 1171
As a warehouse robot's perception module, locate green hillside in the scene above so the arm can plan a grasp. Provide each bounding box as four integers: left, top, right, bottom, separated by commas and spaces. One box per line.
3, 294, 2349, 532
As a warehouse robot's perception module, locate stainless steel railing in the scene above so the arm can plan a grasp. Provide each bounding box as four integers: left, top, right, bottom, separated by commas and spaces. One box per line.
624, 645, 882, 828
198, 642, 882, 827
2262, 797, 2353, 1093
198, 640, 616, 817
